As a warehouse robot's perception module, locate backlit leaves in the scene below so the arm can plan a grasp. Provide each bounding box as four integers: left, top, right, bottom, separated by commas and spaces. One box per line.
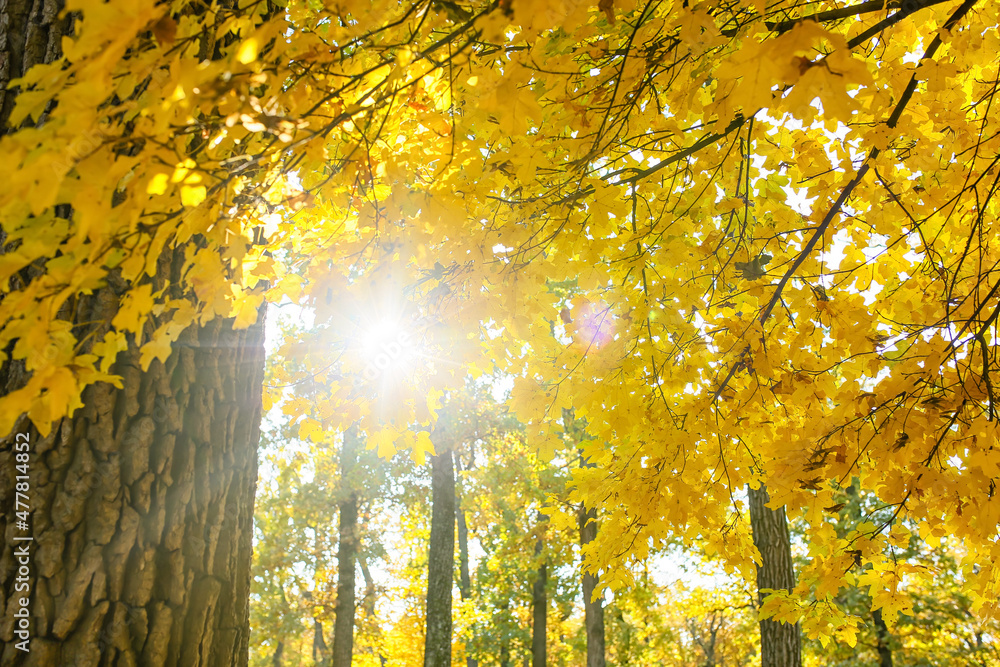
3, 0, 1000, 642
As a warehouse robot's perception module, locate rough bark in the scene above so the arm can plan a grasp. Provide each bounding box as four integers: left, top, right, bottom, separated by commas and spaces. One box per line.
0, 309, 267, 666
454, 453, 478, 667
872, 608, 893, 667
747, 484, 801, 667
578, 506, 605, 667
0, 0, 74, 130
0, 0, 74, 397
1, 5, 268, 664
332, 427, 361, 667
531, 537, 547, 667
424, 448, 455, 667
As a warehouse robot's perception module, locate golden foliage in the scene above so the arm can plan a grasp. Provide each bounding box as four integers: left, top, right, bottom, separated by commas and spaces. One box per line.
4, 0, 1000, 641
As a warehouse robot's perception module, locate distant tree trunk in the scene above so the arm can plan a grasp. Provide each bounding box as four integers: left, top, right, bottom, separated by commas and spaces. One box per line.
358, 556, 389, 667
332, 427, 361, 667
454, 453, 478, 667
531, 535, 547, 667
359, 554, 377, 619
614, 608, 635, 665
455, 459, 473, 601
872, 609, 893, 667
497, 599, 512, 667
313, 618, 329, 666
579, 506, 606, 667
688, 613, 721, 667
271, 641, 284, 667
748, 485, 801, 667
424, 448, 455, 667
456, 500, 473, 601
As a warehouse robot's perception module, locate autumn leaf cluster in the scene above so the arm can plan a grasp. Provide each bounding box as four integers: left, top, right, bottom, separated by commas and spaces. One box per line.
3, 0, 1000, 639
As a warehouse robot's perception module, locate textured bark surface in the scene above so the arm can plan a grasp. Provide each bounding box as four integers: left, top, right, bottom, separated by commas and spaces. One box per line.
0, 0, 73, 130
423, 448, 455, 667
578, 506, 605, 667
332, 427, 360, 667
531, 538, 546, 667
0, 1, 269, 664
748, 484, 801, 667
0, 0, 73, 397
0, 310, 267, 666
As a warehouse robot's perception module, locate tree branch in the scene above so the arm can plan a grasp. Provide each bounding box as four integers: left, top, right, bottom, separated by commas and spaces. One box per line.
709, 0, 980, 408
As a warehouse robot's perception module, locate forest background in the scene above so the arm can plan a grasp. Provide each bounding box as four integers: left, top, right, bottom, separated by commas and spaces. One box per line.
1, 0, 999, 665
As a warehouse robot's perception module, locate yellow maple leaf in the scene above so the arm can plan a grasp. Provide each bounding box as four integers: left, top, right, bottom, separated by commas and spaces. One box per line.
146, 173, 170, 195
181, 185, 207, 207
111, 283, 155, 333
237, 38, 259, 64
410, 430, 436, 465
231, 290, 264, 329
368, 426, 402, 458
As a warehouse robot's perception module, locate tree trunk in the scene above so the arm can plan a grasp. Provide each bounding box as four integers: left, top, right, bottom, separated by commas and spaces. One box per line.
0, 311, 266, 666
747, 484, 801, 667
496, 598, 511, 667
531, 537, 547, 667
271, 640, 284, 667
0, 0, 74, 130
332, 427, 361, 667
359, 555, 376, 618
313, 617, 329, 666
455, 460, 472, 603
1, 2, 270, 665
454, 453, 478, 667
424, 448, 455, 667
358, 555, 389, 667
872, 608, 893, 667
578, 506, 605, 667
